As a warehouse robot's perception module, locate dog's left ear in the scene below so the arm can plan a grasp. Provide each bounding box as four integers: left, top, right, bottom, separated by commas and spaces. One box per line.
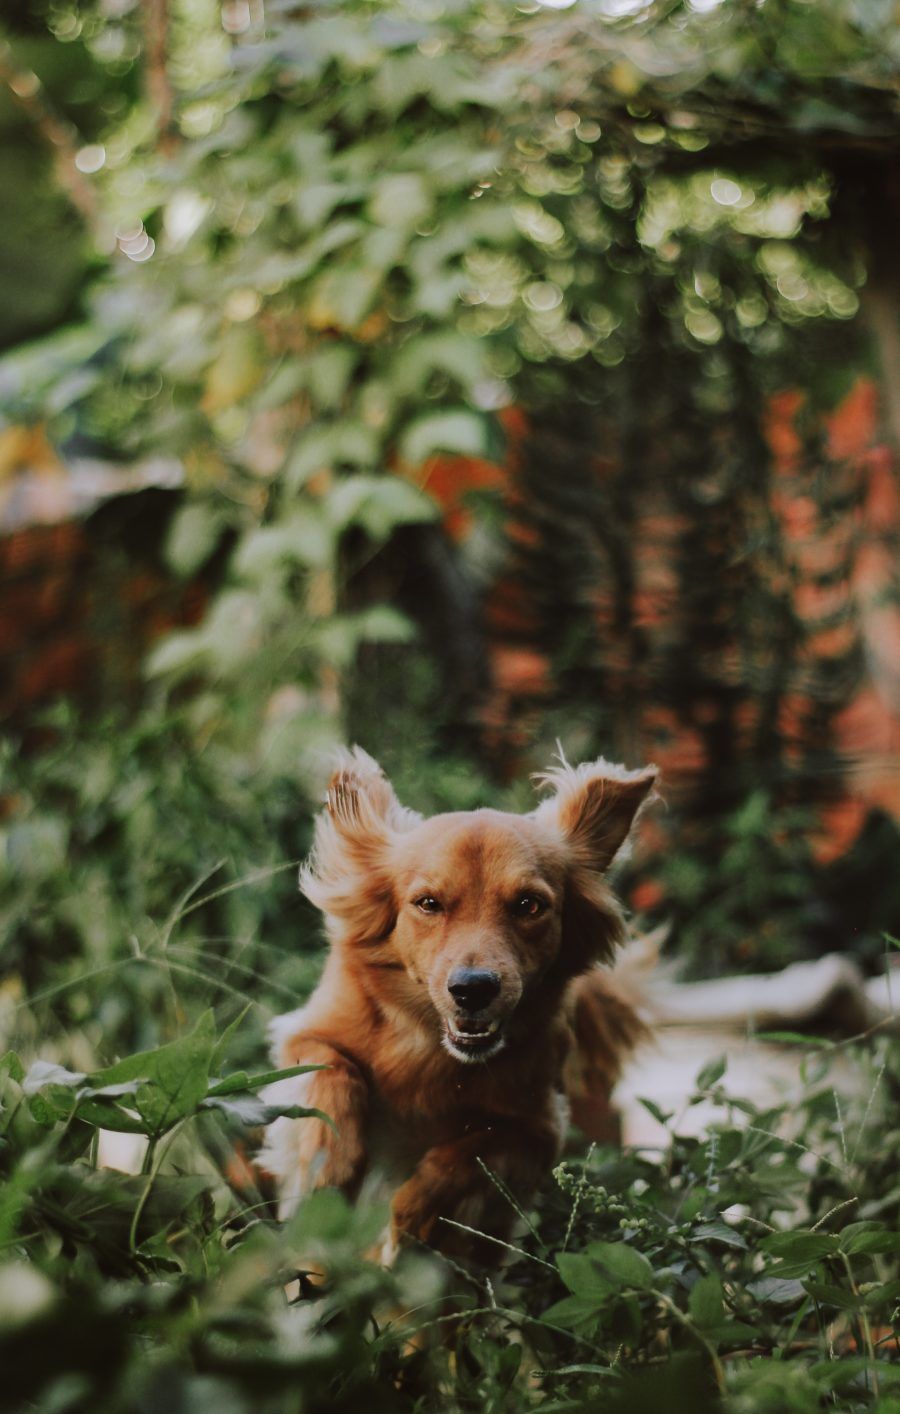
534, 757, 658, 969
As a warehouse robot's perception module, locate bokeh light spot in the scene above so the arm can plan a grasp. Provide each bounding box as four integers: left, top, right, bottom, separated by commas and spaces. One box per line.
75, 145, 106, 174
711, 177, 742, 207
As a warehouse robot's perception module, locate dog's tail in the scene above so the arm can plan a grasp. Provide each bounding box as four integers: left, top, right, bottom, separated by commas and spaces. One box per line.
564, 930, 663, 1142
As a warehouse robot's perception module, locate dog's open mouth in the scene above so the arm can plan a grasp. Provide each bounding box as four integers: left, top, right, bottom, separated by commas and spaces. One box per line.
442, 1018, 505, 1063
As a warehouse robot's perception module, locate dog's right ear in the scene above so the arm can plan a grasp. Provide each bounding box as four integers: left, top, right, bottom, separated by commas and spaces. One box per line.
300, 748, 420, 943
534, 757, 658, 876
533, 755, 658, 971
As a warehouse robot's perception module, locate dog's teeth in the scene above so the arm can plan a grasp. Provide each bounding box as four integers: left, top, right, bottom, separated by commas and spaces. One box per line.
448, 1020, 501, 1044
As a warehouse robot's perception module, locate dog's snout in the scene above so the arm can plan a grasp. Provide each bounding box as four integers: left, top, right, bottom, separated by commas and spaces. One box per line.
447, 967, 501, 1012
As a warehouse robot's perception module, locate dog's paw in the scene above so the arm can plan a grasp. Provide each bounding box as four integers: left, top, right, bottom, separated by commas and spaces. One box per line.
362, 1229, 401, 1268
379, 1230, 401, 1267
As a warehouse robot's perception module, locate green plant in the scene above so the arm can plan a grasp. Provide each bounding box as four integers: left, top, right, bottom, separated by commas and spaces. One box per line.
0, 1012, 424, 1413
0, 703, 324, 1066
654, 791, 827, 977
511, 1037, 900, 1410
2, 0, 888, 762
2, 990, 897, 1411
3, 0, 899, 978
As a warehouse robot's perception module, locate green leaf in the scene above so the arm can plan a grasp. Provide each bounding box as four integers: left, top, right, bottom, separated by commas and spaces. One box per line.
210, 1003, 253, 1074
369, 173, 432, 229
202, 325, 264, 410
90, 1011, 218, 1138
809, 1358, 900, 1392
73, 1098, 149, 1134
638, 1097, 673, 1126
557, 1252, 617, 1301
755, 1031, 830, 1047
681, 1187, 710, 1222
803, 1280, 861, 1311
0, 1051, 25, 1084
391, 331, 486, 396
313, 606, 415, 669
22, 1060, 87, 1096
252, 359, 308, 411
400, 409, 488, 464
694, 1056, 727, 1091
688, 1274, 723, 1329
287, 422, 379, 489
362, 226, 406, 274
295, 181, 352, 230
761, 1229, 841, 1278
541, 1294, 605, 1331
326, 473, 438, 541
201, 1094, 332, 1127
747, 1275, 808, 1305
762, 1230, 841, 1260
700, 1320, 759, 1345
305, 344, 359, 410
77, 1080, 142, 1101
258, 345, 360, 415
207, 1063, 327, 1097
232, 513, 334, 580
692, 1221, 747, 1250
307, 266, 380, 332
26, 1093, 61, 1127
143, 628, 207, 681
864, 1278, 900, 1308
839, 1224, 900, 1256
6, 818, 68, 881
586, 1240, 655, 1291
165, 503, 228, 579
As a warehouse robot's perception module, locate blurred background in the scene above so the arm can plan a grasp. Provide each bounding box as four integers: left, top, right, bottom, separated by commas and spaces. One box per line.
1, 0, 899, 1065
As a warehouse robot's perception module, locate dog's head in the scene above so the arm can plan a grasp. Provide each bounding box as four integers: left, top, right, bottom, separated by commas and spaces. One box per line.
301, 748, 657, 1063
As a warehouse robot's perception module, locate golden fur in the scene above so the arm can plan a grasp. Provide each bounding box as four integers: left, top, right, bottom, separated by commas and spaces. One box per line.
260, 749, 657, 1266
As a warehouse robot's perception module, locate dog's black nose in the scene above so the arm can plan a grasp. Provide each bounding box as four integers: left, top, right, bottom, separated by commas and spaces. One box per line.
448, 968, 501, 1012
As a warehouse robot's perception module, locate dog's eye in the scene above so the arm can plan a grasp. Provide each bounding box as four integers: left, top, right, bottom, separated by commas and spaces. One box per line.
512, 894, 548, 919
413, 895, 443, 915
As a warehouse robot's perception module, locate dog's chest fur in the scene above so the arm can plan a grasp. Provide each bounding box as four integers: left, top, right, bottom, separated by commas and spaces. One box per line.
261, 1000, 569, 1222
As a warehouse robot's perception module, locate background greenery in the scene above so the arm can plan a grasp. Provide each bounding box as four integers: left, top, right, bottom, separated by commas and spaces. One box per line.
1, 0, 899, 1407
3, 0, 899, 986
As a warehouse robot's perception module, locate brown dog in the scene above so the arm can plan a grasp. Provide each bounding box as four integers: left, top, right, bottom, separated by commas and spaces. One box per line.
261, 748, 657, 1266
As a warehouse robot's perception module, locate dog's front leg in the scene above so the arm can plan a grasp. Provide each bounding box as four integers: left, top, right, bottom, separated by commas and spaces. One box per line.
389, 1116, 561, 1267
260, 1038, 368, 1219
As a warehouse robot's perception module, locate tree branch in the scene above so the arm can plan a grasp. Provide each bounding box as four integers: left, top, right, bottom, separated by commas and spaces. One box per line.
142, 0, 177, 152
